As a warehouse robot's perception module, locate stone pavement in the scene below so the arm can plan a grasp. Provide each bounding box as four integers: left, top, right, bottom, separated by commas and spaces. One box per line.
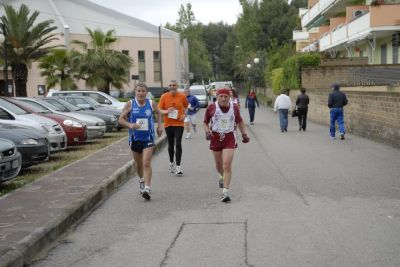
0, 134, 167, 267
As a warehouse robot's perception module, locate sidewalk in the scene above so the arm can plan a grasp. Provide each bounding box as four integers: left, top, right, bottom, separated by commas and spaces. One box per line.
0, 135, 167, 267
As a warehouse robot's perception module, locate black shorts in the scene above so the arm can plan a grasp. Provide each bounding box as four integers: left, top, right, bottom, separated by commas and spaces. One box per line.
130, 141, 155, 153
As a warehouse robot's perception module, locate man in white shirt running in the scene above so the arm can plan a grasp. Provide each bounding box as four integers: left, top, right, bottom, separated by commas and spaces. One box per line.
274, 89, 292, 132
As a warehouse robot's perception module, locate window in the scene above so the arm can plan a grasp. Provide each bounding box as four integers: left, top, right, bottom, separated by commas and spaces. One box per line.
138, 50, 146, 82
153, 51, 161, 82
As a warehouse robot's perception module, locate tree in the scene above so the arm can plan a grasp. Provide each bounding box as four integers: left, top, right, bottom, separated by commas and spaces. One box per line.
166, 4, 212, 83
72, 28, 133, 94
0, 4, 58, 96
38, 49, 80, 90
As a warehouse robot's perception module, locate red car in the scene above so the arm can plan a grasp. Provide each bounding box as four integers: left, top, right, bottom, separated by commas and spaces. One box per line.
5, 97, 88, 145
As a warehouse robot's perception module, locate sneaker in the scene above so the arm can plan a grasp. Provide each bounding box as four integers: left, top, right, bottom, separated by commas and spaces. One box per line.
220, 192, 231, 202
185, 133, 192, 139
141, 187, 151, 200
340, 133, 345, 140
169, 162, 176, 173
330, 136, 335, 140
175, 165, 183, 176
250, 122, 254, 125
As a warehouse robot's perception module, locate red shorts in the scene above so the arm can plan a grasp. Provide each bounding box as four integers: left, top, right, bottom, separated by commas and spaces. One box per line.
209, 131, 237, 151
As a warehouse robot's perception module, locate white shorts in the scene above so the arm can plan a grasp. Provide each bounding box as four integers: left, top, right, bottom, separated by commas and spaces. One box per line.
184, 113, 197, 124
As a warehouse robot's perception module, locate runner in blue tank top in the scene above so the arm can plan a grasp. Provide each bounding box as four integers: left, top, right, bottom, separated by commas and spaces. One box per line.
119, 83, 163, 200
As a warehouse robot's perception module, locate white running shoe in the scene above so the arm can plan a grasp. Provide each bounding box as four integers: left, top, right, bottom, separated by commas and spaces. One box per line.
141, 187, 151, 200
169, 162, 176, 173
175, 165, 183, 176
185, 133, 192, 139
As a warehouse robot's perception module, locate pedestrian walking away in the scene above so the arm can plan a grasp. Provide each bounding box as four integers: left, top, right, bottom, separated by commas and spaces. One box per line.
118, 83, 163, 200
328, 83, 348, 140
245, 88, 260, 125
158, 80, 189, 175
184, 87, 200, 139
203, 88, 250, 203
230, 89, 240, 108
295, 87, 310, 131
274, 89, 292, 132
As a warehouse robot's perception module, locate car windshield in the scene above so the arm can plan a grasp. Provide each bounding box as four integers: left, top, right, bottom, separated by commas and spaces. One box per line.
0, 98, 30, 115
13, 99, 49, 113
82, 97, 102, 107
34, 99, 64, 112
45, 98, 81, 111
190, 88, 206, 95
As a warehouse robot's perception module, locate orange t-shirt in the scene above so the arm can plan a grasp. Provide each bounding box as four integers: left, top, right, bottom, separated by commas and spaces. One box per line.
158, 92, 188, 127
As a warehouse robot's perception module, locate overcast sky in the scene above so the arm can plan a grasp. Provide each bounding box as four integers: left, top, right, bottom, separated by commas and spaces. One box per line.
90, 0, 242, 26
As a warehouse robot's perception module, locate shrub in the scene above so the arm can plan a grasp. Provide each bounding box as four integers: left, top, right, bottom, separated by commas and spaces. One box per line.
271, 68, 284, 95
282, 53, 320, 90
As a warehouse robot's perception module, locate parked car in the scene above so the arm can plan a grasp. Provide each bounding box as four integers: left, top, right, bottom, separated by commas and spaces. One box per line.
0, 137, 21, 183
0, 98, 67, 153
9, 98, 87, 146
0, 124, 50, 168
46, 90, 126, 110
15, 98, 106, 140
189, 85, 208, 108
56, 95, 123, 130
44, 97, 117, 132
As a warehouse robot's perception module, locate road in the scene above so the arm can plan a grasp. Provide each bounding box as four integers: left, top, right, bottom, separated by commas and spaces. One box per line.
31, 105, 400, 267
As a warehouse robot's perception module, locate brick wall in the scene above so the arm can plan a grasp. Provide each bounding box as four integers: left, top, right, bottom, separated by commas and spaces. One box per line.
288, 88, 400, 148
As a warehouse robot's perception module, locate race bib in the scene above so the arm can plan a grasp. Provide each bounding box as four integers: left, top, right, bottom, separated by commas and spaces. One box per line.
136, 118, 149, 131
220, 117, 231, 131
168, 109, 178, 119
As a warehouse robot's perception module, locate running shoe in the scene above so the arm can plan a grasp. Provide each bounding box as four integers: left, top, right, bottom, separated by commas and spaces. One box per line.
141, 187, 151, 200
340, 133, 345, 140
175, 165, 183, 176
220, 192, 231, 202
169, 162, 176, 173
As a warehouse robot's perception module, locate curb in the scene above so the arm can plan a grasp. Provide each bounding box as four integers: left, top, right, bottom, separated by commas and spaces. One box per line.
0, 135, 167, 267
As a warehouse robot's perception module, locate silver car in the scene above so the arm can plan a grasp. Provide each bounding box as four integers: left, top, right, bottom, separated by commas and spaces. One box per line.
189, 85, 209, 108
0, 138, 22, 183
16, 98, 106, 140
0, 98, 67, 152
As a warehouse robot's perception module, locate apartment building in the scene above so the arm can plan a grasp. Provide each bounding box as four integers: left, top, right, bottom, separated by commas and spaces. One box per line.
0, 0, 189, 96
293, 0, 400, 64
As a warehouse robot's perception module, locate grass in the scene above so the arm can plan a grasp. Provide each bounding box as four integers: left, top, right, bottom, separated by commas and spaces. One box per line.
0, 130, 128, 197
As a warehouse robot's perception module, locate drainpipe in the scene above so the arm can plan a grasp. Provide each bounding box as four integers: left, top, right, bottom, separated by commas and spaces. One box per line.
48, 0, 70, 48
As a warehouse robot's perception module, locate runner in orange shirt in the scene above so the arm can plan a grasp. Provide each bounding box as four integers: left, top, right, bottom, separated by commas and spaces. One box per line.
158, 80, 189, 175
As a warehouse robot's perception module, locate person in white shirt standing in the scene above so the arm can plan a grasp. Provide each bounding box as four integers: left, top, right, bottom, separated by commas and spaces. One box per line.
274, 89, 292, 132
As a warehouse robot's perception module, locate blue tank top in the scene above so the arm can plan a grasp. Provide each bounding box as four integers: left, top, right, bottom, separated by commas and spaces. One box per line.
128, 99, 155, 143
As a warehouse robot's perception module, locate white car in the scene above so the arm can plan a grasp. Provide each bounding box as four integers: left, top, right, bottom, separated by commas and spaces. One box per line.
0, 98, 67, 152
47, 90, 125, 110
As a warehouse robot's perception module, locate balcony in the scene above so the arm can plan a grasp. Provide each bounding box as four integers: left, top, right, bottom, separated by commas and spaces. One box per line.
292, 30, 309, 41
301, 0, 337, 28
319, 5, 400, 51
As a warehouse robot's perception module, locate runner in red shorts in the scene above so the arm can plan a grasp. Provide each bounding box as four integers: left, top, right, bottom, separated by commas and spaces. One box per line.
203, 88, 250, 202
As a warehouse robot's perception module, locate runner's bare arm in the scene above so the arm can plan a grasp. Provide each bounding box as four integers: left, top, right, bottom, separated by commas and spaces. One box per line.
118, 101, 140, 130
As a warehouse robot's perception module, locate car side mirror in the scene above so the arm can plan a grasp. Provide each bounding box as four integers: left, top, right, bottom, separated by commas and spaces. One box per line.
104, 99, 111, 105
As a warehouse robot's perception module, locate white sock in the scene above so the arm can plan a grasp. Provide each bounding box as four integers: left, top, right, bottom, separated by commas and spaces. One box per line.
222, 188, 229, 194
144, 186, 150, 190
138, 177, 144, 183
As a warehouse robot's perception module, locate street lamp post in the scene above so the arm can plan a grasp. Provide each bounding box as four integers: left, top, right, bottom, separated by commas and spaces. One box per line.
0, 23, 9, 96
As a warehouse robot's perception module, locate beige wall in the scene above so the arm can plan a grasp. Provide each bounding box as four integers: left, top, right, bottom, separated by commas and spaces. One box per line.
330, 17, 346, 31
345, 6, 369, 23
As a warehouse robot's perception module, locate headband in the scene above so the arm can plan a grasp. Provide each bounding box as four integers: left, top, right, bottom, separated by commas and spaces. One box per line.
217, 88, 231, 96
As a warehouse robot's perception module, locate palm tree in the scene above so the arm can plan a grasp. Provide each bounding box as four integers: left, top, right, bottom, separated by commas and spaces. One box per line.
0, 4, 58, 96
73, 28, 133, 95
39, 48, 80, 90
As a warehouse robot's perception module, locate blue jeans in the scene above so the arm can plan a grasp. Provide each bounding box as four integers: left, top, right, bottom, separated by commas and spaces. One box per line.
278, 109, 289, 131
330, 108, 345, 137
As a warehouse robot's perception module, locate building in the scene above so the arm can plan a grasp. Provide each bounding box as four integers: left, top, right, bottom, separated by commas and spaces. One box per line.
293, 0, 400, 64
0, 0, 189, 96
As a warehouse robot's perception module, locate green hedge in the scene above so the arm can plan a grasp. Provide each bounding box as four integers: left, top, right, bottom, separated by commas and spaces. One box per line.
271, 68, 284, 95
282, 53, 320, 90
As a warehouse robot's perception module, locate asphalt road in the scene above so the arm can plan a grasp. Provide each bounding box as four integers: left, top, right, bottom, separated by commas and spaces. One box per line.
31, 105, 400, 267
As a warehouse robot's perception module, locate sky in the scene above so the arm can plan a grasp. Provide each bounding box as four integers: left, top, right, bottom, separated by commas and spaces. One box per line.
90, 0, 242, 26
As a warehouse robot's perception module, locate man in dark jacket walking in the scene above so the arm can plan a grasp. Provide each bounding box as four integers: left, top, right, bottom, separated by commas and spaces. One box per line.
328, 83, 348, 140
295, 88, 310, 131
